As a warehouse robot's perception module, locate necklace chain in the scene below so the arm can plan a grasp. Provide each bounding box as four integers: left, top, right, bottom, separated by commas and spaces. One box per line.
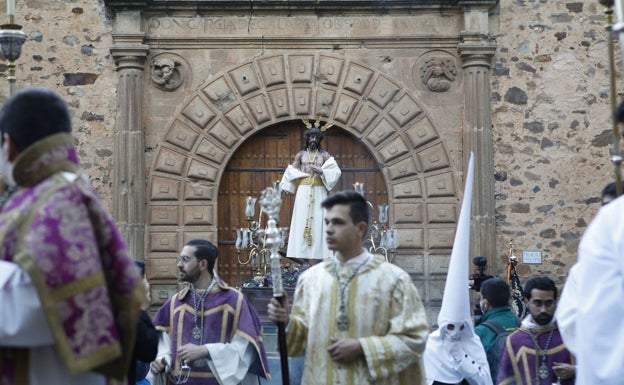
526, 328, 555, 381
190, 278, 216, 341
333, 257, 368, 331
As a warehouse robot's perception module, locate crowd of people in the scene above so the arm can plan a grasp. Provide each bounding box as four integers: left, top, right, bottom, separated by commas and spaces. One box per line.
0, 87, 620, 385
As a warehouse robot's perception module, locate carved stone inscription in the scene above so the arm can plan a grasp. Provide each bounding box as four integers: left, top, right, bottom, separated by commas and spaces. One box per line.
146, 15, 458, 37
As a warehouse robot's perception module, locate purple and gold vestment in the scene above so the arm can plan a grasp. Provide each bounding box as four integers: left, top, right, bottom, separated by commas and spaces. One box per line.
0, 133, 144, 384
152, 278, 269, 385
497, 323, 574, 385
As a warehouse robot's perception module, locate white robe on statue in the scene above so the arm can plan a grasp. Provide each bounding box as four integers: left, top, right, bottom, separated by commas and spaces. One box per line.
575, 195, 624, 385
280, 156, 341, 260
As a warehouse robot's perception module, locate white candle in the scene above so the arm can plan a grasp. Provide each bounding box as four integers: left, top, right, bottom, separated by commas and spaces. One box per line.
7, 0, 14, 17
245, 196, 256, 218
353, 182, 365, 196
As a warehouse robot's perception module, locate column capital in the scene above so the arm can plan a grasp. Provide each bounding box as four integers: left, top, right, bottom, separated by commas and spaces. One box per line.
458, 33, 497, 68
110, 33, 149, 71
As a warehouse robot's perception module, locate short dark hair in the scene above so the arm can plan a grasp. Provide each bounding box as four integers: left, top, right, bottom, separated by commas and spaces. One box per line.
0, 88, 72, 151
321, 190, 369, 227
601, 182, 624, 205
480, 277, 510, 307
524, 276, 557, 300
186, 239, 218, 273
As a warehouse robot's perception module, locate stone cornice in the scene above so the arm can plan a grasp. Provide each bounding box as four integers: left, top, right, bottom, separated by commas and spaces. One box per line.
103, 0, 497, 13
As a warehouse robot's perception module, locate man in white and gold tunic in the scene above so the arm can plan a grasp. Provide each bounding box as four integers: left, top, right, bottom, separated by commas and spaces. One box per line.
268, 190, 429, 385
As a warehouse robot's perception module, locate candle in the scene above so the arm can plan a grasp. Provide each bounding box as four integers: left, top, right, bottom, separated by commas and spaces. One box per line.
378, 204, 389, 224
7, 0, 14, 17
353, 182, 365, 196
245, 196, 256, 218
235, 228, 243, 251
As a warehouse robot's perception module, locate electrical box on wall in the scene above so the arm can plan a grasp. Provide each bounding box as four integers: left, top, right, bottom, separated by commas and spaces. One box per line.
522, 250, 542, 264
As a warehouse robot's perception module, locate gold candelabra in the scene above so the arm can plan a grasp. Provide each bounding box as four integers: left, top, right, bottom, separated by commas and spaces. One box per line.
353, 182, 398, 262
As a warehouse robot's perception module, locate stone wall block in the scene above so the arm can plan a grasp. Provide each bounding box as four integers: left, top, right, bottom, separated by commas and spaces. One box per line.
149, 232, 178, 252
424, 171, 455, 197
202, 77, 236, 110
257, 55, 287, 87
208, 121, 239, 148
417, 142, 450, 172
165, 120, 199, 151
395, 254, 424, 274
343, 62, 373, 95
367, 75, 400, 109
405, 116, 438, 148
391, 179, 423, 199
196, 138, 227, 164
245, 94, 271, 124
318, 55, 345, 86
428, 255, 452, 276
351, 103, 379, 133
151, 285, 179, 306
183, 181, 215, 201
149, 205, 179, 225
150, 176, 181, 201
187, 159, 218, 181
292, 88, 312, 116
229, 63, 261, 96
428, 228, 454, 249
288, 55, 315, 83
182, 96, 216, 128
183, 205, 214, 225
396, 229, 424, 249
387, 157, 419, 180
388, 94, 422, 127
334, 93, 358, 124
378, 136, 410, 163
315, 88, 336, 115
224, 105, 254, 135
268, 88, 290, 117
394, 202, 424, 223
427, 203, 457, 223
366, 118, 394, 147
154, 147, 187, 175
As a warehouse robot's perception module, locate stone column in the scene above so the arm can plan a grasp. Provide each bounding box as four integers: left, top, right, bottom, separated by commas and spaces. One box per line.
109, 10, 149, 260
458, 4, 498, 263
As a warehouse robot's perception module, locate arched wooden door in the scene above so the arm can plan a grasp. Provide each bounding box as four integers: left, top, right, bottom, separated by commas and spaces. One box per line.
217, 121, 388, 286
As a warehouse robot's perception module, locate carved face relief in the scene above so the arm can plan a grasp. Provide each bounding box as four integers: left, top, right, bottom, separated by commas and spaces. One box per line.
421, 56, 457, 92
150, 57, 183, 91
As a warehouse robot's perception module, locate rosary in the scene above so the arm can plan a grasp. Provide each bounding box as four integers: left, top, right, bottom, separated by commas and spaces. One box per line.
527, 328, 555, 381
333, 257, 368, 331
190, 278, 216, 341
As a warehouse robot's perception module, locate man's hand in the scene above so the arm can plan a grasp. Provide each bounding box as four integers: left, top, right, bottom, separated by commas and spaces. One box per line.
553, 362, 575, 380
177, 343, 210, 363
150, 357, 167, 374
327, 337, 363, 363
267, 292, 290, 324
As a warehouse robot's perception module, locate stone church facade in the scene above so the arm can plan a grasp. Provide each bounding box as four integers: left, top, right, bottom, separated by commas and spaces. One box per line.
1, 0, 614, 323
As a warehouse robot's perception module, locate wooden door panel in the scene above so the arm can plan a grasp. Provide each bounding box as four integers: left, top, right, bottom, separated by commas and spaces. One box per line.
218, 122, 387, 287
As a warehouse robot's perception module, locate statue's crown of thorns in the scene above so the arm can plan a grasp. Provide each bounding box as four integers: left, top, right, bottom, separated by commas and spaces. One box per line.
302, 113, 334, 132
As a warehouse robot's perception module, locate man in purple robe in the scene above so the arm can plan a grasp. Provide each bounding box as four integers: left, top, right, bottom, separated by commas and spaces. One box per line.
149, 239, 269, 385
497, 277, 575, 385
0, 88, 144, 385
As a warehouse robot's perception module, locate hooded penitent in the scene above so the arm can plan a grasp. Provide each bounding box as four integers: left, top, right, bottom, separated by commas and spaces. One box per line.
423, 153, 492, 385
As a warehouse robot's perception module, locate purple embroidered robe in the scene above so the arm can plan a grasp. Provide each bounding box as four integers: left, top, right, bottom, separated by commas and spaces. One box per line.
497, 324, 575, 385
0, 133, 143, 384
153, 280, 270, 385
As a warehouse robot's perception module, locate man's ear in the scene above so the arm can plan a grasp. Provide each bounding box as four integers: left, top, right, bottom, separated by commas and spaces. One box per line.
3, 134, 18, 162
358, 221, 368, 237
